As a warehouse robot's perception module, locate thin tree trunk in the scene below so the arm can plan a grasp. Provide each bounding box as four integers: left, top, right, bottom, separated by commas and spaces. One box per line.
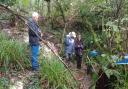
47, 1, 51, 18
115, 0, 124, 19
55, 0, 66, 53
46, 0, 52, 30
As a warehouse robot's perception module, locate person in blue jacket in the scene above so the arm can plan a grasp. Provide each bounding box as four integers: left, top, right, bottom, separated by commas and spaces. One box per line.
28, 12, 42, 71
64, 32, 76, 64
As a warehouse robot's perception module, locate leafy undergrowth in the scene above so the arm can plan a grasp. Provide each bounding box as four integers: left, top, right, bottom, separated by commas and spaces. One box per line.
23, 75, 40, 89
40, 58, 78, 89
0, 77, 9, 89
0, 32, 31, 71
0, 31, 79, 89
85, 52, 128, 89
0, 31, 90, 89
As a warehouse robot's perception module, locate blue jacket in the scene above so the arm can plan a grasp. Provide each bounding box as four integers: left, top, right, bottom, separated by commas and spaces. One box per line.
28, 18, 41, 46
64, 35, 75, 54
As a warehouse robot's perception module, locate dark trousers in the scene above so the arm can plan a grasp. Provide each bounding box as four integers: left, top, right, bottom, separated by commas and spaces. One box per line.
76, 55, 82, 69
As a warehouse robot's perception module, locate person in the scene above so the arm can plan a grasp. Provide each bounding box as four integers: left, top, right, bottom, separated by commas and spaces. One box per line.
75, 34, 84, 69
64, 32, 76, 65
28, 12, 42, 71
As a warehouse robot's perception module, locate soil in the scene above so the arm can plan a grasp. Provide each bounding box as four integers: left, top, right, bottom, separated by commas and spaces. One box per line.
6, 64, 92, 89
69, 62, 93, 89
0, 28, 93, 89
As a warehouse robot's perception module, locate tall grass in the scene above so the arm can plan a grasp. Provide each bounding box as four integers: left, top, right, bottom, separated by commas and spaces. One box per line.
0, 32, 31, 70
40, 58, 78, 89
0, 32, 9, 41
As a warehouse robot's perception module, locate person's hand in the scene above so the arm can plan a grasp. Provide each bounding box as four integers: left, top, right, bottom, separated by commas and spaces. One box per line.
78, 45, 80, 47
73, 52, 75, 55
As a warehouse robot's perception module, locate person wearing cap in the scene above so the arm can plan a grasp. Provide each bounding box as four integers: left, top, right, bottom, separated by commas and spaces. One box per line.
28, 12, 42, 71
64, 32, 76, 65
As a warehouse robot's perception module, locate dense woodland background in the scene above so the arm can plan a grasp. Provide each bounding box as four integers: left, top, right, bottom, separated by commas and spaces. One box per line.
0, 0, 128, 89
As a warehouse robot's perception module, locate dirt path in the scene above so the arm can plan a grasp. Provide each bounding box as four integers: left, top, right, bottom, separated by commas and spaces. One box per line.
68, 62, 93, 89
7, 64, 92, 89
7, 70, 40, 89
1, 28, 93, 89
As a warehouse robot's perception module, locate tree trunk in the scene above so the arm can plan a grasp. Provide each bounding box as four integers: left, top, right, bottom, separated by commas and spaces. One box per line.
55, 0, 66, 53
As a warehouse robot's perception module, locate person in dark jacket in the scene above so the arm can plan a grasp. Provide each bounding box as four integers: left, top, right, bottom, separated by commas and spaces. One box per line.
75, 34, 84, 69
28, 12, 42, 71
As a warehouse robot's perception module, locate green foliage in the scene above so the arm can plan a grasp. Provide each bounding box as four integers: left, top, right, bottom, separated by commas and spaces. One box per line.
0, 77, 10, 89
0, 32, 9, 40
87, 53, 128, 89
59, 0, 71, 12
0, 0, 128, 88
40, 59, 78, 89
106, 21, 119, 32
22, 0, 30, 7
0, 32, 31, 70
0, 0, 17, 6
83, 31, 94, 48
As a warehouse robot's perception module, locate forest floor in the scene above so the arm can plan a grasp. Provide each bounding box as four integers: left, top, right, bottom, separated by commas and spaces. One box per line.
2, 63, 92, 89
68, 62, 93, 89
4, 62, 92, 89
0, 27, 93, 89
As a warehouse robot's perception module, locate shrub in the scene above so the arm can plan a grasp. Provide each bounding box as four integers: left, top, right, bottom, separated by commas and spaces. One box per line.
0, 32, 31, 70
40, 58, 78, 89
0, 77, 9, 89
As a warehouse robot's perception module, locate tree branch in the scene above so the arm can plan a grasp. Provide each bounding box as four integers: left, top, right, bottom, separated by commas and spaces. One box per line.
0, 3, 77, 83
